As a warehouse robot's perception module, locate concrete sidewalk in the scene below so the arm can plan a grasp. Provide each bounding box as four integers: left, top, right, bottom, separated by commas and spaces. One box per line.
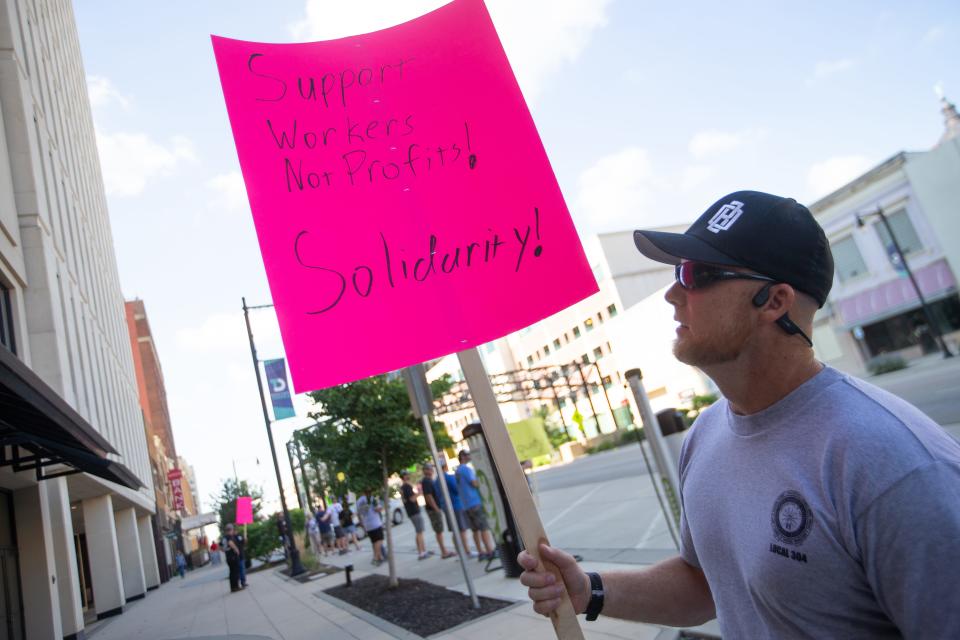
85, 530, 716, 640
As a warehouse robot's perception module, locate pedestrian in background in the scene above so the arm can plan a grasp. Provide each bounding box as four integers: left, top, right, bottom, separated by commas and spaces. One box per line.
456, 450, 496, 561
339, 497, 362, 552
357, 490, 385, 566
223, 524, 242, 593
327, 496, 347, 555
420, 463, 456, 558
441, 459, 474, 557
314, 506, 334, 555
401, 470, 433, 560
307, 509, 322, 557
175, 550, 187, 579
209, 540, 221, 566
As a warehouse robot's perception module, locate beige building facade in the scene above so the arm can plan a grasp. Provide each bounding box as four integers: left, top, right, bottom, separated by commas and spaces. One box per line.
0, 2, 160, 638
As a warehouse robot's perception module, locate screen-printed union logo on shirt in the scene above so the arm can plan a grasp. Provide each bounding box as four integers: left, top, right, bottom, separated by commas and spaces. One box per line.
769, 490, 814, 564
771, 490, 814, 546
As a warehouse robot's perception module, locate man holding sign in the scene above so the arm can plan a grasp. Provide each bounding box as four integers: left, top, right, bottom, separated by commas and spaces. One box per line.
520, 191, 960, 637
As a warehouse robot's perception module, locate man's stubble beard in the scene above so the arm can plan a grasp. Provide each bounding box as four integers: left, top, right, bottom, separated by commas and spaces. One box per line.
672, 312, 755, 367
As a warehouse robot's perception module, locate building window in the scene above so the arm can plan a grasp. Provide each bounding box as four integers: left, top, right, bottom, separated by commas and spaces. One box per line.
581, 353, 590, 364
597, 312, 604, 324
593, 346, 603, 360
606, 341, 612, 353
602, 375, 613, 390
584, 318, 594, 332
832, 235, 867, 282
0, 284, 15, 354
543, 344, 550, 356
527, 355, 534, 366
564, 332, 570, 343
573, 326, 581, 338
553, 338, 561, 350
875, 209, 922, 257
607, 303, 618, 318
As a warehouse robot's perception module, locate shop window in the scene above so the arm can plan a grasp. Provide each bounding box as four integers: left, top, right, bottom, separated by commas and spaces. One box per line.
875, 209, 922, 257
832, 235, 867, 282
0, 284, 15, 354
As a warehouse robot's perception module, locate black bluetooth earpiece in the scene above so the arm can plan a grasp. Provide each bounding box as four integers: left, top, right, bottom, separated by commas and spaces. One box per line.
751, 282, 814, 346
752, 282, 773, 307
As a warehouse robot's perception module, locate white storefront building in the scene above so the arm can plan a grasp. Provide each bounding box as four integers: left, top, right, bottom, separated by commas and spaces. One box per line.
0, 2, 159, 638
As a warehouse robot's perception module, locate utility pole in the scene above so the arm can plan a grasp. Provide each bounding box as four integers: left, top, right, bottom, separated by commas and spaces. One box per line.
242, 297, 305, 576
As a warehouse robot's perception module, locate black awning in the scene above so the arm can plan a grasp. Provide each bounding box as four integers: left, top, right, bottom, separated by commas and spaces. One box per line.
0, 346, 143, 490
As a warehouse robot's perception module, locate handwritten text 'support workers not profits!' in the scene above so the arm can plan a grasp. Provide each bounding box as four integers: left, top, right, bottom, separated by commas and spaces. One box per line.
212, 0, 597, 392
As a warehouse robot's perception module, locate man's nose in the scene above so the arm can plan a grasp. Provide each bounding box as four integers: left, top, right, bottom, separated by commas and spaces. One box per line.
664, 281, 684, 306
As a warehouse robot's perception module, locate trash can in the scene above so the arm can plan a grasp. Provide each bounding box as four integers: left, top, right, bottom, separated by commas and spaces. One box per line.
499, 528, 523, 578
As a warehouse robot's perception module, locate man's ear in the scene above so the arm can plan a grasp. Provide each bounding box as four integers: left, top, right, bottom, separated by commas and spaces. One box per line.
759, 283, 795, 319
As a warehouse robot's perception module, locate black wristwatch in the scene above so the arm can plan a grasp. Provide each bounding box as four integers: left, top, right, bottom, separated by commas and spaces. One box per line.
584, 572, 604, 621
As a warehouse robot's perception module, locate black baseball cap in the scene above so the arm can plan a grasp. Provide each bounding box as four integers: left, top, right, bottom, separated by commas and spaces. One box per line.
633, 191, 834, 306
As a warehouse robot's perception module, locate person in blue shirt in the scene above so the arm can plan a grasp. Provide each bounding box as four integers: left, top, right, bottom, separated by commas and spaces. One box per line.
455, 450, 496, 560
439, 459, 475, 557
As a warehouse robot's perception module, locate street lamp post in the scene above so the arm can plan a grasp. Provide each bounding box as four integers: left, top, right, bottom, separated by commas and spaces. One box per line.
856, 208, 953, 358
241, 297, 306, 576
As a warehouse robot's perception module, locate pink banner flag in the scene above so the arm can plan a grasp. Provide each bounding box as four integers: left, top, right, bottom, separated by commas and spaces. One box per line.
235, 496, 253, 525
212, 0, 598, 392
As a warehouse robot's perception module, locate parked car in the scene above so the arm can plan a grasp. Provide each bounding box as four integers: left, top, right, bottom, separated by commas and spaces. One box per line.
354, 497, 404, 539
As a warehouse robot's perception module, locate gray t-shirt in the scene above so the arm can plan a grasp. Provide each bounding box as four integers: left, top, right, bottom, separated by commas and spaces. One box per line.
679, 365, 960, 639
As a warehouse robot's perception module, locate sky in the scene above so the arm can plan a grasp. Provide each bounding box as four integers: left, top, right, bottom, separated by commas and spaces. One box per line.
71, 0, 959, 513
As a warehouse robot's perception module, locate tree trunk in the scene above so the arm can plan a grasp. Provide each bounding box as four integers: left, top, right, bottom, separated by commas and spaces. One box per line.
382, 450, 398, 588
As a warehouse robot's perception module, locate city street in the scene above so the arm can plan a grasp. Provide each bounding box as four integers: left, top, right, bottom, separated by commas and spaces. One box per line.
867, 353, 960, 426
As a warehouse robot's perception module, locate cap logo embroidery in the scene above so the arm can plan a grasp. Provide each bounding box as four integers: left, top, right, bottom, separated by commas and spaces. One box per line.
707, 200, 744, 234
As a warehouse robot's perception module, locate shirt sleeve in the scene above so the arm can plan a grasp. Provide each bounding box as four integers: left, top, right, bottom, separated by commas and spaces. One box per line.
677, 432, 700, 568
856, 461, 960, 637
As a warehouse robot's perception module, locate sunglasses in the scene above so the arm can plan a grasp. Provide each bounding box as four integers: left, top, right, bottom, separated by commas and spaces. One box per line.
674, 262, 814, 347
674, 262, 775, 290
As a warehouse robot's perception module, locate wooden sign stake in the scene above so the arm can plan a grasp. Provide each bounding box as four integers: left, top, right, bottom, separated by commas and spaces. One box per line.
457, 347, 584, 640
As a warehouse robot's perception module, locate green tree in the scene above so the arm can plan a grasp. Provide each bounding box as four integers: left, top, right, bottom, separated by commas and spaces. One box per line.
299, 373, 452, 587
211, 478, 264, 532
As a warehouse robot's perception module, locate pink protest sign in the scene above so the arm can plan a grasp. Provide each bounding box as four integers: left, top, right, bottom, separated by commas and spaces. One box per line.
212, 0, 598, 392
235, 496, 253, 525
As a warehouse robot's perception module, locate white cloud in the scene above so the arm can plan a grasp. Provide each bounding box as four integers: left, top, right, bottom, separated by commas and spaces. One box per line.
921, 25, 945, 45
206, 172, 249, 214
86, 75, 130, 109
575, 147, 654, 232
95, 131, 196, 197
289, 0, 612, 99
811, 58, 857, 82
806, 155, 872, 198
